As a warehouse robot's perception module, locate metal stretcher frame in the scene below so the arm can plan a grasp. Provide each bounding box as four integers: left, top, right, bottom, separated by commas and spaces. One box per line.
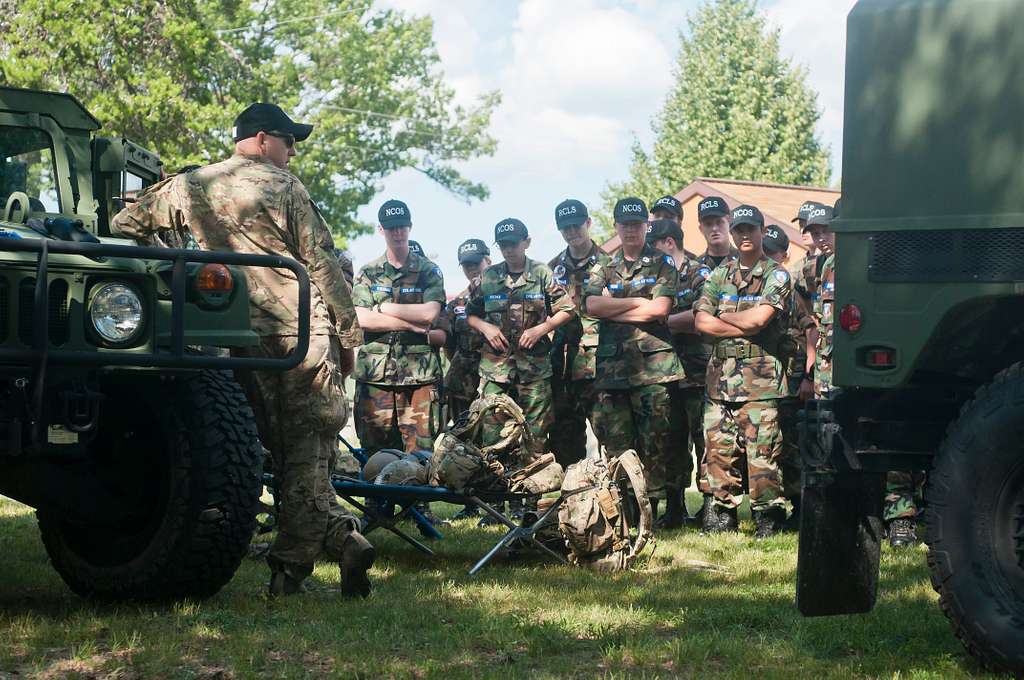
319, 435, 570, 574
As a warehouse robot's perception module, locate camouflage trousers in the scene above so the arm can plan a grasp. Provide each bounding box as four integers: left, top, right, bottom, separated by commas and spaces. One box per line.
547, 376, 598, 468
665, 386, 704, 495
814, 355, 833, 398
884, 470, 925, 521
593, 383, 681, 499
235, 334, 359, 578
778, 396, 802, 501
480, 379, 551, 456
705, 398, 785, 512
446, 352, 480, 425
354, 382, 440, 453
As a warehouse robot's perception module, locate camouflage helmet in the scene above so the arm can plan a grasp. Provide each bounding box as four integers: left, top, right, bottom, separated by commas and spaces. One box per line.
362, 449, 403, 481
374, 456, 429, 486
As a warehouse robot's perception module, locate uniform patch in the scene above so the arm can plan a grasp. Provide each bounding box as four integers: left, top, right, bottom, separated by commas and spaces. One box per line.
432, 266, 443, 278
773, 270, 789, 284
607, 283, 624, 291
485, 293, 509, 301
642, 256, 651, 264
370, 284, 391, 293
664, 255, 675, 267
720, 294, 739, 301
523, 292, 544, 300
399, 286, 423, 294
698, 267, 712, 279
553, 264, 566, 279
454, 305, 467, 317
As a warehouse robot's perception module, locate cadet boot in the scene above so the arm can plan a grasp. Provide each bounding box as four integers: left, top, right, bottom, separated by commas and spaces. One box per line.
339, 531, 375, 598
715, 506, 739, 533
478, 503, 505, 527
753, 506, 785, 539
699, 495, 720, 534
655, 491, 685, 530
452, 505, 479, 521
268, 571, 307, 596
887, 518, 918, 548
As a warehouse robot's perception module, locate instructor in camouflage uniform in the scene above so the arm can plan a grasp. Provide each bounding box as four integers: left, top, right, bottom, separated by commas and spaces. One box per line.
694, 204, 792, 538
584, 198, 684, 514
112, 102, 375, 597
351, 200, 446, 453
466, 218, 575, 456
547, 199, 610, 467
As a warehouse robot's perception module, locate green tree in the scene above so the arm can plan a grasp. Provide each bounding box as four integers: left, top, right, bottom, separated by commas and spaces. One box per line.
597, 0, 830, 236
0, 0, 499, 239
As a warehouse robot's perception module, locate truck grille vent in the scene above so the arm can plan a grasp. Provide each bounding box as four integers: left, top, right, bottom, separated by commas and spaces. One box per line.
17, 278, 72, 347
869, 228, 1024, 283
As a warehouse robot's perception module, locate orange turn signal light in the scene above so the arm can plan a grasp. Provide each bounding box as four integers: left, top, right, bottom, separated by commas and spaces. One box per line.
197, 264, 233, 293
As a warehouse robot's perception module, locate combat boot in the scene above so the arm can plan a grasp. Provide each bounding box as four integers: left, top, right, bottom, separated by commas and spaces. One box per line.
339, 531, 375, 598
654, 491, 686, 530
753, 506, 785, 539
887, 518, 918, 548
700, 495, 720, 534
716, 506, 739, 533
267, 558, 308, 597
452, 505, 479, 521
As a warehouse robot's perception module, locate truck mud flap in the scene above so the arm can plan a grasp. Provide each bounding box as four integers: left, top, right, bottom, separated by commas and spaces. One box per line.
796, 469, 885, 616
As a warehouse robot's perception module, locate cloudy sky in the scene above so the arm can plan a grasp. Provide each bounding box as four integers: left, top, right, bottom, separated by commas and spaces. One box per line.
350, 0, 856, 292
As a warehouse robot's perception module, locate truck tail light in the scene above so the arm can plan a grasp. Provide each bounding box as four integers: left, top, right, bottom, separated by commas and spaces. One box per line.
865, 348, 896, 368
839, 304, 862, 332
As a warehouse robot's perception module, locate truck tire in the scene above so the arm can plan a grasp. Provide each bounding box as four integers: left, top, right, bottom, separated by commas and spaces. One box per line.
925, 362, 1024, 674
37, 370, 262, 601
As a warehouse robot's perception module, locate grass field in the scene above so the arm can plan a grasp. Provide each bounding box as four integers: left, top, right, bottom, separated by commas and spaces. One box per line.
0, 494, 1007, 680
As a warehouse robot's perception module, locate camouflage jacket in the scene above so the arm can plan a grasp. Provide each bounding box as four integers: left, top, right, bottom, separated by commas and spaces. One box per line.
792, 252, 827, 313
111, 155, 362, 347
696, 248, 739, 271
446, 281, 484, 357
693, 255, 792, 402
672, 255, 714, 389
814, 254, 836, 394
548, 241, 610, 381
466, 258, 575, 384
582, 243, 684, 390
351, 251, 446, 385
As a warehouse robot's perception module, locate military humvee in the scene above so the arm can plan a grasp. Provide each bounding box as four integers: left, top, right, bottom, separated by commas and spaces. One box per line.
798, 0, 1024, 673
0, 87, 309, 600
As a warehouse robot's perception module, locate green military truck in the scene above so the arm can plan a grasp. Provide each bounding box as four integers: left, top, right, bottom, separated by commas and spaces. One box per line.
0, 87, 310, 600
798, 0, 1024, 673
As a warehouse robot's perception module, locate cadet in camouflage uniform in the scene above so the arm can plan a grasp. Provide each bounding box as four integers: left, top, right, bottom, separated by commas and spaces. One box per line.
648, 218, 711, 528
112, 102, 374, 597
445, 238, 491, 423
762, 225, 815, 528
584, 198, 684, 510
650, 194, 697, 260
466, 218, 575, 455
689, 197, 738, 518
694, 204, 792, 538
352, 200, 446, 453
547, 199, 610, 467
808, 202, 921, 547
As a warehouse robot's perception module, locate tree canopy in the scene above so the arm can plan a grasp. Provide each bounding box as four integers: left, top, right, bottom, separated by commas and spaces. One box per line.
0, 0, 500, 239
598, 0, 831, 235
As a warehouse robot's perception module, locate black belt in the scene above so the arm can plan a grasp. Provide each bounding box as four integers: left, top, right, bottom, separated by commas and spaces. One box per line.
363, 331, 430, 346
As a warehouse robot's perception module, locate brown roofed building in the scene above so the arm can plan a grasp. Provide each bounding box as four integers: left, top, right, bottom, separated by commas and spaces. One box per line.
602, 177, 840, 261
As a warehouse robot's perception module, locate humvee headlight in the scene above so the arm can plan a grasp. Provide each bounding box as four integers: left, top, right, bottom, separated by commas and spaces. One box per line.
90, 282, 144, 344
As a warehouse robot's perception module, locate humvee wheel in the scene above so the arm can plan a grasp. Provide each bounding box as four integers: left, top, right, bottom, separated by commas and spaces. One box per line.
37, 370, 262, 601
925, 362, 1024, 674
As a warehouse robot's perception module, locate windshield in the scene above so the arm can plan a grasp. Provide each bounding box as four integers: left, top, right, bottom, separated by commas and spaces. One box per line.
0, 126, 60, 213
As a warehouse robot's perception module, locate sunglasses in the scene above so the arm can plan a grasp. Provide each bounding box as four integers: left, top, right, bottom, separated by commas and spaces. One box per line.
264, 131, 295, 148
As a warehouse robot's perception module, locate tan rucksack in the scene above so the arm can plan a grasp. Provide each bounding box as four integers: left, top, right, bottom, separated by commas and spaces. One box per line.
557, 450, 653, 571
428, 394, 530, 492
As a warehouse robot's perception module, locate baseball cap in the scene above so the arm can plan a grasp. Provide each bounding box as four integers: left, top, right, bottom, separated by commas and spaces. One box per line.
613, 197, 648, 224
762, 225, 790, 253
457, 238, 490, 264
791, 200, 823, 223
730, 204, 764, 230
232, 103, 313, 143
697, 196, 730, 219
833, 197, 842, 218
378, 199, 412, 229
646, 219, 683, 245
494, 218, 529, 243
408, 240, 424, 256
555, 199, 589, 229
803, 204, 834, 231
651, 195, 682, 218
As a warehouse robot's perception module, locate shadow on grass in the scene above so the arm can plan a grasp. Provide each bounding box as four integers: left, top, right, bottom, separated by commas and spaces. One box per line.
0, 499, 1004, 679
